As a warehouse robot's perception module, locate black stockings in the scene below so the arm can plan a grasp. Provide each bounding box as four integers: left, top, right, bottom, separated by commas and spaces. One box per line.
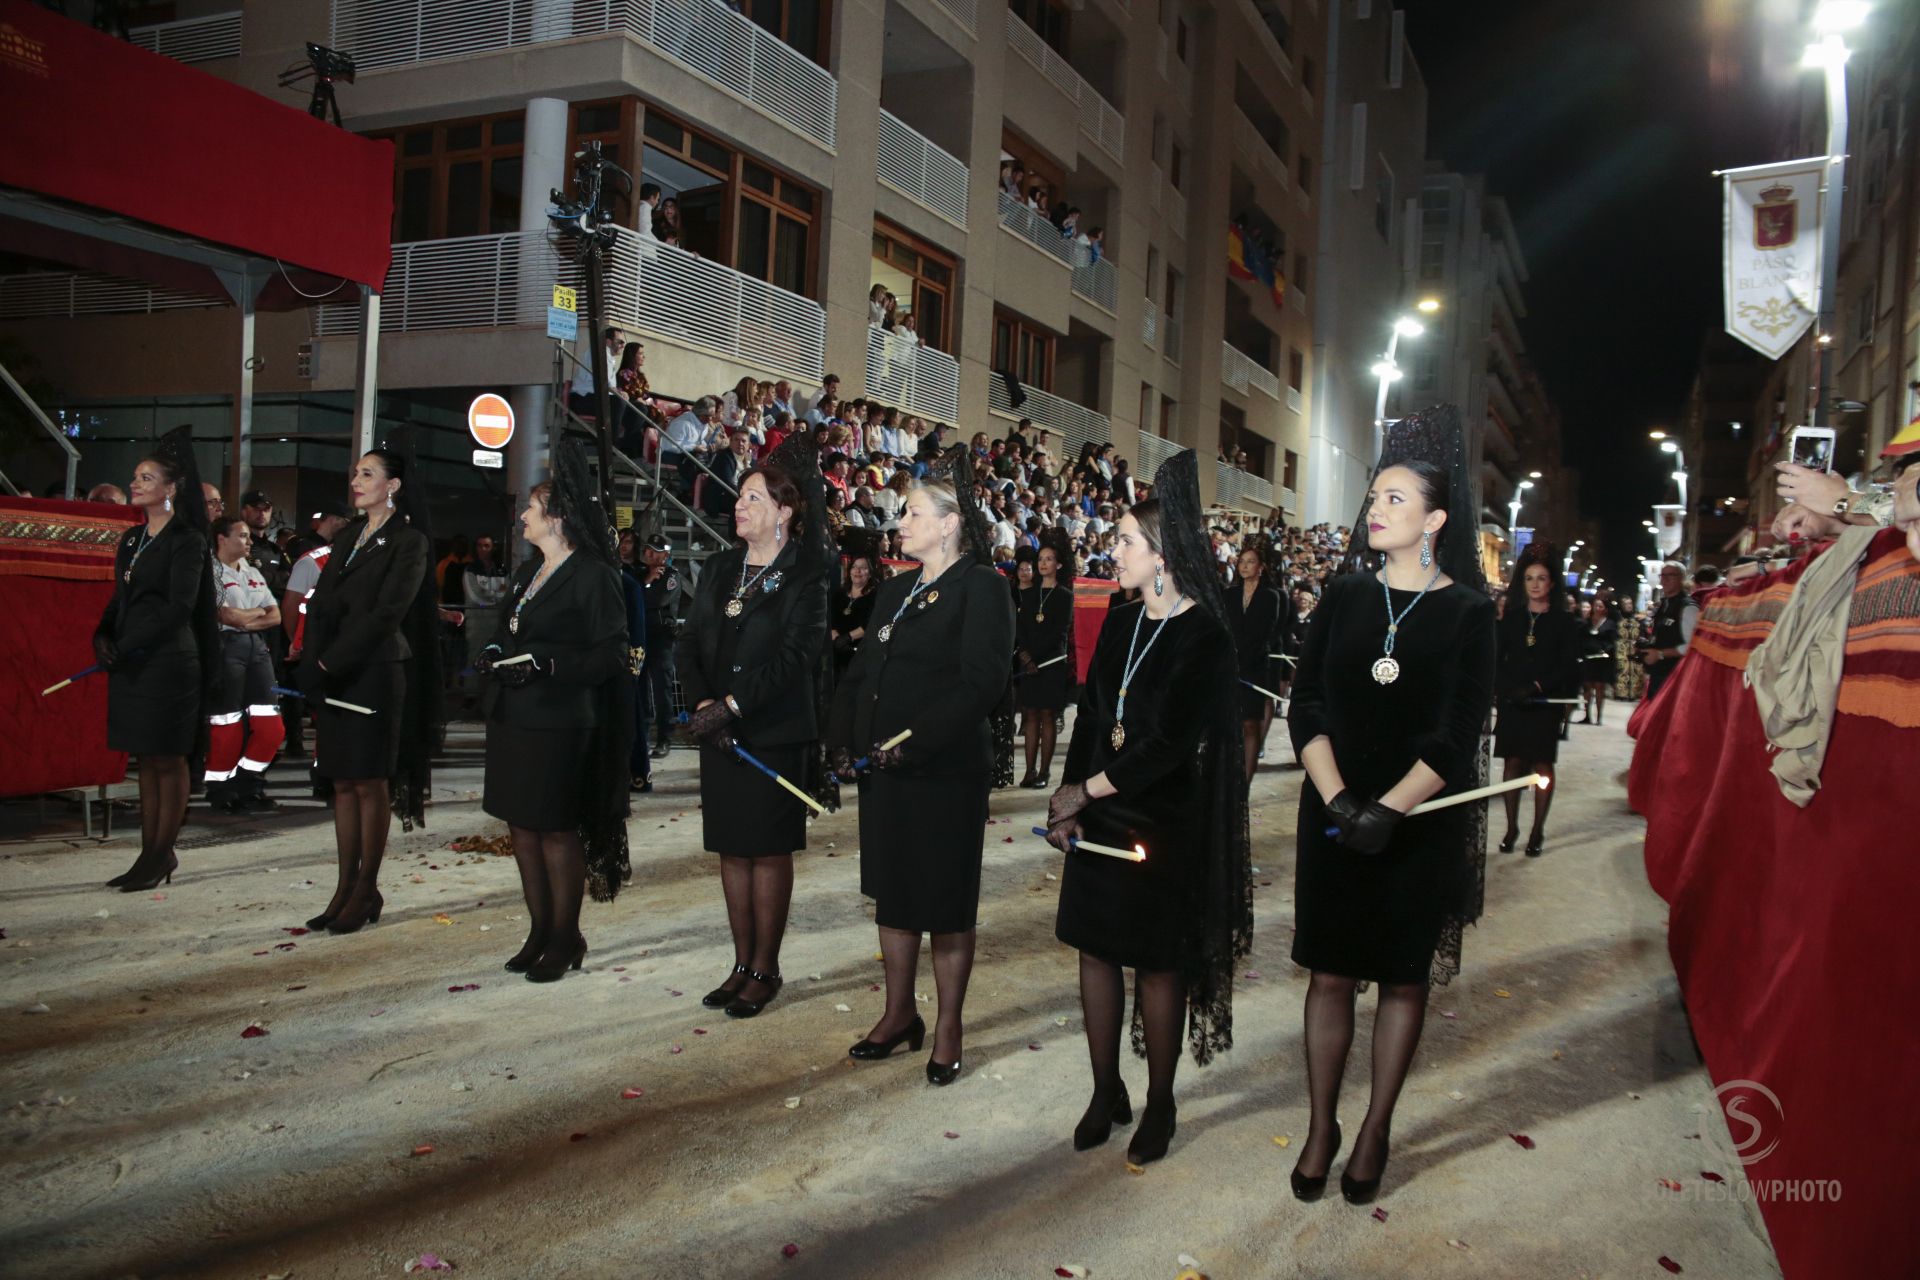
1021, 710, 1058, 780
510, 824, 587, 967
1500, 758, 1555, 839
125, 756, 189, 879
717, 854, 794, 1001
1079, 956, 1186, 1106
325, 777, 392, 911
870, 926, 975, 1063
1298, 973, 1429, 1180
1581, 682, 1608, 724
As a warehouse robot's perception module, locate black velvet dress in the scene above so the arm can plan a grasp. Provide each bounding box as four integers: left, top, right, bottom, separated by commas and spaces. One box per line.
1225, 581, 1284, 719
830, 588, 877, 680
1492, 607, 1582, 762
1288, 572, 1496, 985
1013, 581, 1073, 711
97, 521, 213, 756
1054, 602, 1233, 972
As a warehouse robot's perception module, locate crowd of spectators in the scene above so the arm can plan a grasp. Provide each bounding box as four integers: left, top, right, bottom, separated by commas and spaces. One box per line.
997, 157, 1105, 265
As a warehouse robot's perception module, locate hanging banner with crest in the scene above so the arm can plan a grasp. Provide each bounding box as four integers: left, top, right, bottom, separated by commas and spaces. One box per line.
1720, 157, 1826, 360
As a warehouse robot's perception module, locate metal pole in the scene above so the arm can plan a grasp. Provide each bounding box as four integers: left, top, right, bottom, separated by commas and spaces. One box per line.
584, 237, 616, 515
352, 285, 382, 456
1811, 52, 1849, 430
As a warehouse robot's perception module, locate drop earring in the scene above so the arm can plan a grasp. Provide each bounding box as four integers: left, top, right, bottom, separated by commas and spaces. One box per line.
386, 490, 395, 510
163, 495, 172, 513
1420, 530, 1433, 569
1153, 566, 1164, 597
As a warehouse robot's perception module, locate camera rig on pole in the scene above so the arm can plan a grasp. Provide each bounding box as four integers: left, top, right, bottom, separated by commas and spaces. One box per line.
547, 141, 632, 515
276, 43, 357, 127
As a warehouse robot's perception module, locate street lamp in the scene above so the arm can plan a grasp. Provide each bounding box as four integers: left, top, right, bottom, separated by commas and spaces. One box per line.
1803, 2, 1868, 429
1373, 309, 1435, 453
1416, 297, 1441, 314
1508, 479, 1534, 546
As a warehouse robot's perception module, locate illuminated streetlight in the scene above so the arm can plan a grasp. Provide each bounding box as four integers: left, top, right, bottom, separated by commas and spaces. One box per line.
1803, 5, 1866, 430
1416, 297, 1442, 313
1373, 312, 1431, 451
1528, 470, 1542, 478
1393, 317, 1425, 337
1648, 429, 1667, 440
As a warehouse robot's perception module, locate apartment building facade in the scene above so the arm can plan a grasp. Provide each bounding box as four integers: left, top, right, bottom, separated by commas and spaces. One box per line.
1, 0, 1329, 525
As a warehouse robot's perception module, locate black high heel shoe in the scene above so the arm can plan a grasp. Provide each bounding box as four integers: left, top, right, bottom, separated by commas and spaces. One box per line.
1290, 1121, 1343, 1201
1340, 1129, 1390, 1204
106, 847, 148, 889
526, 935, 587, 983
848, 1015, 925, 1060
701, 964, 749, 1008
1525, 832, 1545, 858
326, 885, 384, 934
1126, 1097, 1177, 1165
117, 852, 178, 893
1498, 829, 1518, 854
926, 1055, 962, 1086
724, 969, 783, 1019
504, 931, 549, 973
1073, 1081, 1134, 1150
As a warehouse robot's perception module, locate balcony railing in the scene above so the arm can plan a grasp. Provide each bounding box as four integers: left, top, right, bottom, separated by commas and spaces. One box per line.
1070, 253, 1117, 313
1141, 297, 1159, 348
1135, 429, 1183, 477
1278, 486, 1297, 514
127, 11, 242, 62
1165, 314, 1183, 363
1234, 110, 1291, 190
330, 0, 837, 149
311, 230, 827, 384
997, 192, 1076, 266
876, 109, 969, 228
930, 0, 976, 33
1215, 462, 1276, 509
988, 376, 1109, 466
0, 271, 224, 319
865, 326, 960, 423
1003, 10, 1125, 164
1221, 342, 1281, 398
1168, 185, 1188, 232
1286, 385, 1303, 414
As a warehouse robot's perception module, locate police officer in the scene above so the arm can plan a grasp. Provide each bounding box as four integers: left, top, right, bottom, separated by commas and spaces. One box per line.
639, 532, 682, 757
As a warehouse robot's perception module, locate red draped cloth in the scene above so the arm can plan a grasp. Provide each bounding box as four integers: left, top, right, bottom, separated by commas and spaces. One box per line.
0, 497, 140, 797
1629, 528, 1920, 1278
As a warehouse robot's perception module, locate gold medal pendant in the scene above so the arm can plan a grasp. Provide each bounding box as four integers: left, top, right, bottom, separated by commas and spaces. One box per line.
1371, 656, 1400, 685
725, 599, 743, 618
878, 623, 893, 643
509, 615, 520, 635
1036, 612, 1045, 623
1110, 722, 1125, 750
1526, 634, 1536, 647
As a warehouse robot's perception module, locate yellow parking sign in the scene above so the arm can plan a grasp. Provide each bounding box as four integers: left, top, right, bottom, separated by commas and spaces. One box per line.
552, 285, 578, 312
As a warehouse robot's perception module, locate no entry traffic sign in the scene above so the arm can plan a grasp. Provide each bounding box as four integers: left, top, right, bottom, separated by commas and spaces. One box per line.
468, 393, 514, 450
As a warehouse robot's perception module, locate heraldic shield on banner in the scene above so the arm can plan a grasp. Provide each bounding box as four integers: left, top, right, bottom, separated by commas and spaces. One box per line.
1721, 156, 1826, 360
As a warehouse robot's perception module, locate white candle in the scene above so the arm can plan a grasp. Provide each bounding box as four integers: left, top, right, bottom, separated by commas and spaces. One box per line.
1240, 678, 1287, 703
877, 728, 913, 750
1407, 772, 1547, 816
1033, 654, 1068, 670
1074, 837, 1146, 862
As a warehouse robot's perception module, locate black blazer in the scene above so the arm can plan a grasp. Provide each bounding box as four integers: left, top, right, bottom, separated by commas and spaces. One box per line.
304, 517, 429, 678
485, 554, 629, 729
1225, 581, 1283, 680
1013, 581, 1073, 666
97, 520, 211, 659
1495, 606, 1583, 703
677, 540, 829, 747
828, 558, 1015, 776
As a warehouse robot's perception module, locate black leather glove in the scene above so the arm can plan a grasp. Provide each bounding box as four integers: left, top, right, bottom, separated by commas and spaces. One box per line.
686, 698, 735, 747
294, 657, 329, 698
91, 632, 119, 672
828, 745, 860, 783
493, 656, 554, 689
1044, 816, 1084, 854
474, 643, 504, 675
1047, 780, 1092, 828
1324, 789, 1365, 841
1341, 800, 1404, 856
865, 743, 906, 772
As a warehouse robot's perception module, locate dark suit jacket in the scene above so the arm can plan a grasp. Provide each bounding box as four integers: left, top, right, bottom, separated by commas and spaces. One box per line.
1225, 582, 1283, 680
828, 558, 1015, 775
485, 554, 629, 729
304, 517, 429, 678
677, 539, 829, 746
97, 520, 211, 659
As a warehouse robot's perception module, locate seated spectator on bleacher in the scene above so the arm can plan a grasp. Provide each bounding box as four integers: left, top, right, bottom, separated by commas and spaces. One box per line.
806, 393, 839, 427
662, 397, 719, 497
568, 326, 625, 421
706, 427, 753, 519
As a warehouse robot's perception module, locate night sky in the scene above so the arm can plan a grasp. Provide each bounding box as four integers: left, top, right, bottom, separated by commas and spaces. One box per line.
1400, 0, 1789, 587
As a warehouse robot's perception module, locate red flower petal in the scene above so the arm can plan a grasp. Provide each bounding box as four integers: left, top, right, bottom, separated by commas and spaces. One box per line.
283, 927, 310, 936
1658, 1178, 1682, 1192
693, 1028, 708, 1035
252, 950, 269, 956
781, 1243, 800, 1259
411, 1144, 435, 1157
240, 1025, 269, 1039
1508, 1132, 1536, 1150
447, 983, 480, 993
285, 985, 307, 992
275, 942, 297, 951
1699, 1170, 1724, 1183
620, 1087, 645, 1099
1658, 1257, 1682, 1274
1370, 1206, 1388, 1222
943, 1131, 959, 1139
569, 1132, 589, 1142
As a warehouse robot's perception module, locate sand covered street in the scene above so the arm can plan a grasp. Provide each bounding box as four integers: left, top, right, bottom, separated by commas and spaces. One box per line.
2, 717, 1778, 1279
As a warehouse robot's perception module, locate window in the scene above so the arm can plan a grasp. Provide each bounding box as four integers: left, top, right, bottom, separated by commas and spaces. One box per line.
1375, 164, 1394, 242
1170, 142, 1185, 192
378, 104, 634, 242
1851, 287, 1876, 352
1301, 55, 1316, 98
641, 107, 821, 297
1419, 236, 1446, 281
1010, 0, 1069, 54
1297, 153, 1313, 195
1140, 382, 1155, 431
744, 0, 830, 67
1283, 449, 1298, 491
1385, 11, 1404, 87
993, 311, 1057, 391
1288, 347, 1305, 392
1293, 252, 1309, 293
872, 220, 957, 352
1160, 394, 1176, 439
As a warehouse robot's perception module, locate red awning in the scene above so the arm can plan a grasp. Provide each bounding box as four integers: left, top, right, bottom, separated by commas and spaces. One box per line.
0, 0, 392, 303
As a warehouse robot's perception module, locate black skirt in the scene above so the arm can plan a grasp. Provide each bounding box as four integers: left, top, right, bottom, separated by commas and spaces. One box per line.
1016, 661, 1071, 712
859, 770, 989, 933
1494, 701, 1563, 762
700, 741, 809, 856
107, 650, 201, 756
1055, 798, 1197, 972
483, 721, 593, 830
314, 661, 405, 780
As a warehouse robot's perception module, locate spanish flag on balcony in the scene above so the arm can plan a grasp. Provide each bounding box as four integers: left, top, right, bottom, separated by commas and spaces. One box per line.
1226, 223, 1287, 311
1227, 224, 1253, 281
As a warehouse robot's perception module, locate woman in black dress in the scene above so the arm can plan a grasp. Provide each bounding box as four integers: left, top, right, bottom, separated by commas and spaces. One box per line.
1286, 408, 1495, 1205
1014, 535, 1074, 788
1046, 450, 1250, 1166
94, 426, 216, 891
1225, 545, 1284, 785
830, 549, 882, 681
1493, 554, 1582, 856
679, 441, 831, 1019
298, 441, 436, 934
1576, 593, 1619, 727
828, 447, 1014, 1084
478, 444, 632, 982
